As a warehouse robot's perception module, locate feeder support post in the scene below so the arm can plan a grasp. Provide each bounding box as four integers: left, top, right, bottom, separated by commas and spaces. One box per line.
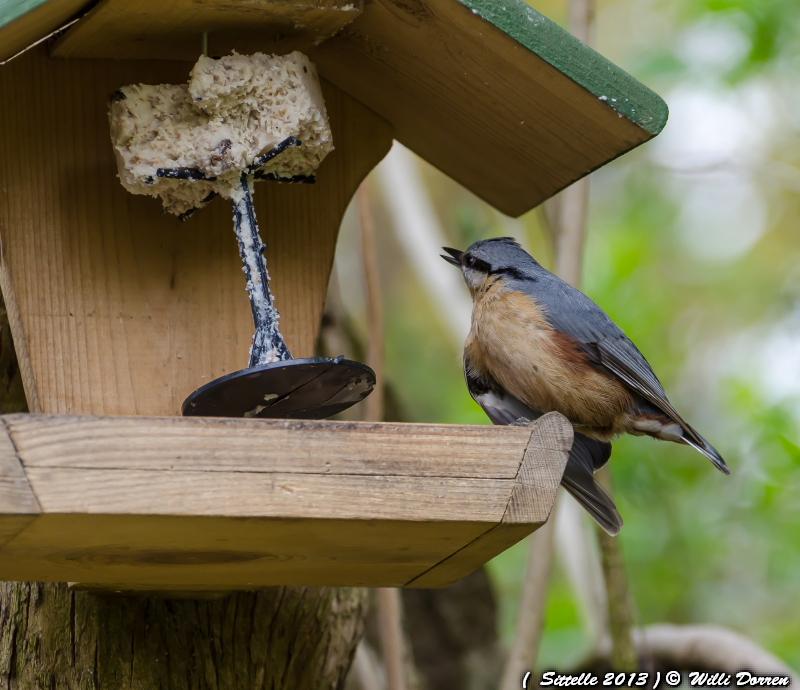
232, 172, 292, 366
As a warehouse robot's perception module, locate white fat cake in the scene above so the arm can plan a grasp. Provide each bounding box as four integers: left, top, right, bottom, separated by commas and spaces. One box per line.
109, 51, 333, 216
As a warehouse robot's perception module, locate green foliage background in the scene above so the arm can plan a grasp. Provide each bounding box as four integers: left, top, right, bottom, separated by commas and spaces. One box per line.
338, 0, 800, 672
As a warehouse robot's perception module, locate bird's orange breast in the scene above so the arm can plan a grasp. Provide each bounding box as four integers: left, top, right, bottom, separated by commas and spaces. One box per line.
465, 280, 632, 436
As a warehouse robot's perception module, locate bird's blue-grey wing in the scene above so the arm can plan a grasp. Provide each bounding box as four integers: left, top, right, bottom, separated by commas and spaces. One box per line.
519, 274, 728, 472
517, 274, 665, 389
464, 357, 622, 534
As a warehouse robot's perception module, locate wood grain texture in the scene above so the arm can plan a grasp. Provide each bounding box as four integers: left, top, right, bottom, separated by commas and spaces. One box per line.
0, 413, 571, 588
5, 414, 530, 477
310, 0, 666, 216
25, 468, 512, 521
0, 47, 392, 416
0, 0, 87, 62
406, 412, 571, 587
503, 411, 573, 524
0, 581, 368, 689
0, 420, 37, 512
0, 419, 39, 548
55, 0, 363, 60
5, 0, 666, 216
3, 515, 491, 587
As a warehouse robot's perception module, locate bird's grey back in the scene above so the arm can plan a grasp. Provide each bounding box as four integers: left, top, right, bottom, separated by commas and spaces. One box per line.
469, 239, 620, 339
471, 238, 667, 398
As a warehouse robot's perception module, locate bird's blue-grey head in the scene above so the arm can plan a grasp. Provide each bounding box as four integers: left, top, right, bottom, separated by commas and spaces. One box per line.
441, 237, 542, 293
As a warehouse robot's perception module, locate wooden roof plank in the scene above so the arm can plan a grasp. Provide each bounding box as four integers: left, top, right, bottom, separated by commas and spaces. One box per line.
460, 0, 667, 136
0, 0, 88, 63
2, 0, 666, 215
311, 0, 667, 215
52, 0, 364, 60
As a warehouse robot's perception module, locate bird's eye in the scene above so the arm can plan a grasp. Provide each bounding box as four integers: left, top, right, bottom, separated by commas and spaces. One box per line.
465, 255, 476, 267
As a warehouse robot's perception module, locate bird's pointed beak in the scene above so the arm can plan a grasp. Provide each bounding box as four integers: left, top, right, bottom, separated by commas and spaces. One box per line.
440, 246, 463, 267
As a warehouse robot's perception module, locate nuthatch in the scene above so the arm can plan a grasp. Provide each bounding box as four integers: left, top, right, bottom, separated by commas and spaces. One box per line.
442, 237, 729, 534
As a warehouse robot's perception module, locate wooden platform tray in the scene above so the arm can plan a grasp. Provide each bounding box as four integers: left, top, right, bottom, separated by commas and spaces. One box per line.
0, 412, 571, 590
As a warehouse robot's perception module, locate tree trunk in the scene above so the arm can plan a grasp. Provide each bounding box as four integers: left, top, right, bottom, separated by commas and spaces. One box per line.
0, 584, 366, 690
0, 296, 367, 690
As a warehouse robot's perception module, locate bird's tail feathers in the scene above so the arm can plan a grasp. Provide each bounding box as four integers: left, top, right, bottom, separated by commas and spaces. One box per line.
561, 434, 622, 536
633, 402, 731, 476
562, 473, 623, 536
681, 430, 730, 475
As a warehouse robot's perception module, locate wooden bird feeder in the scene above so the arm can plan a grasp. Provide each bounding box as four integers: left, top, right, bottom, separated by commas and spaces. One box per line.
0, 0, 667, 591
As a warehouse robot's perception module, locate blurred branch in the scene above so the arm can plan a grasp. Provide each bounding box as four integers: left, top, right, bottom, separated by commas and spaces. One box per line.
376, 588, 408, 690
554, 176, 590, 284
358, 182, 408, 690
373, 147, 510, 690
374, 143, 472, 343
569, 0, 594, 43
348, 641, 387, 690
550, 104, 611, 651
595, 506, 638, 671
554, 0, 592, 284
493, 208, 528, 246
559, 0, 638, 673
555, 496, 608, 645
577, 625, 798, 682
319, 271, 364, 361
358, 182, 385, 422
634, 625, 798, 679
539, 199, 560, 249
499, 521, 558, 690
499, 1, 617, 684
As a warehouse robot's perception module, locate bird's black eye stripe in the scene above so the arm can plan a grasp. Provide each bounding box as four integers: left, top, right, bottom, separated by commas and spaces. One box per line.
488, 266, 527, 280
464, 254, 491, 272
